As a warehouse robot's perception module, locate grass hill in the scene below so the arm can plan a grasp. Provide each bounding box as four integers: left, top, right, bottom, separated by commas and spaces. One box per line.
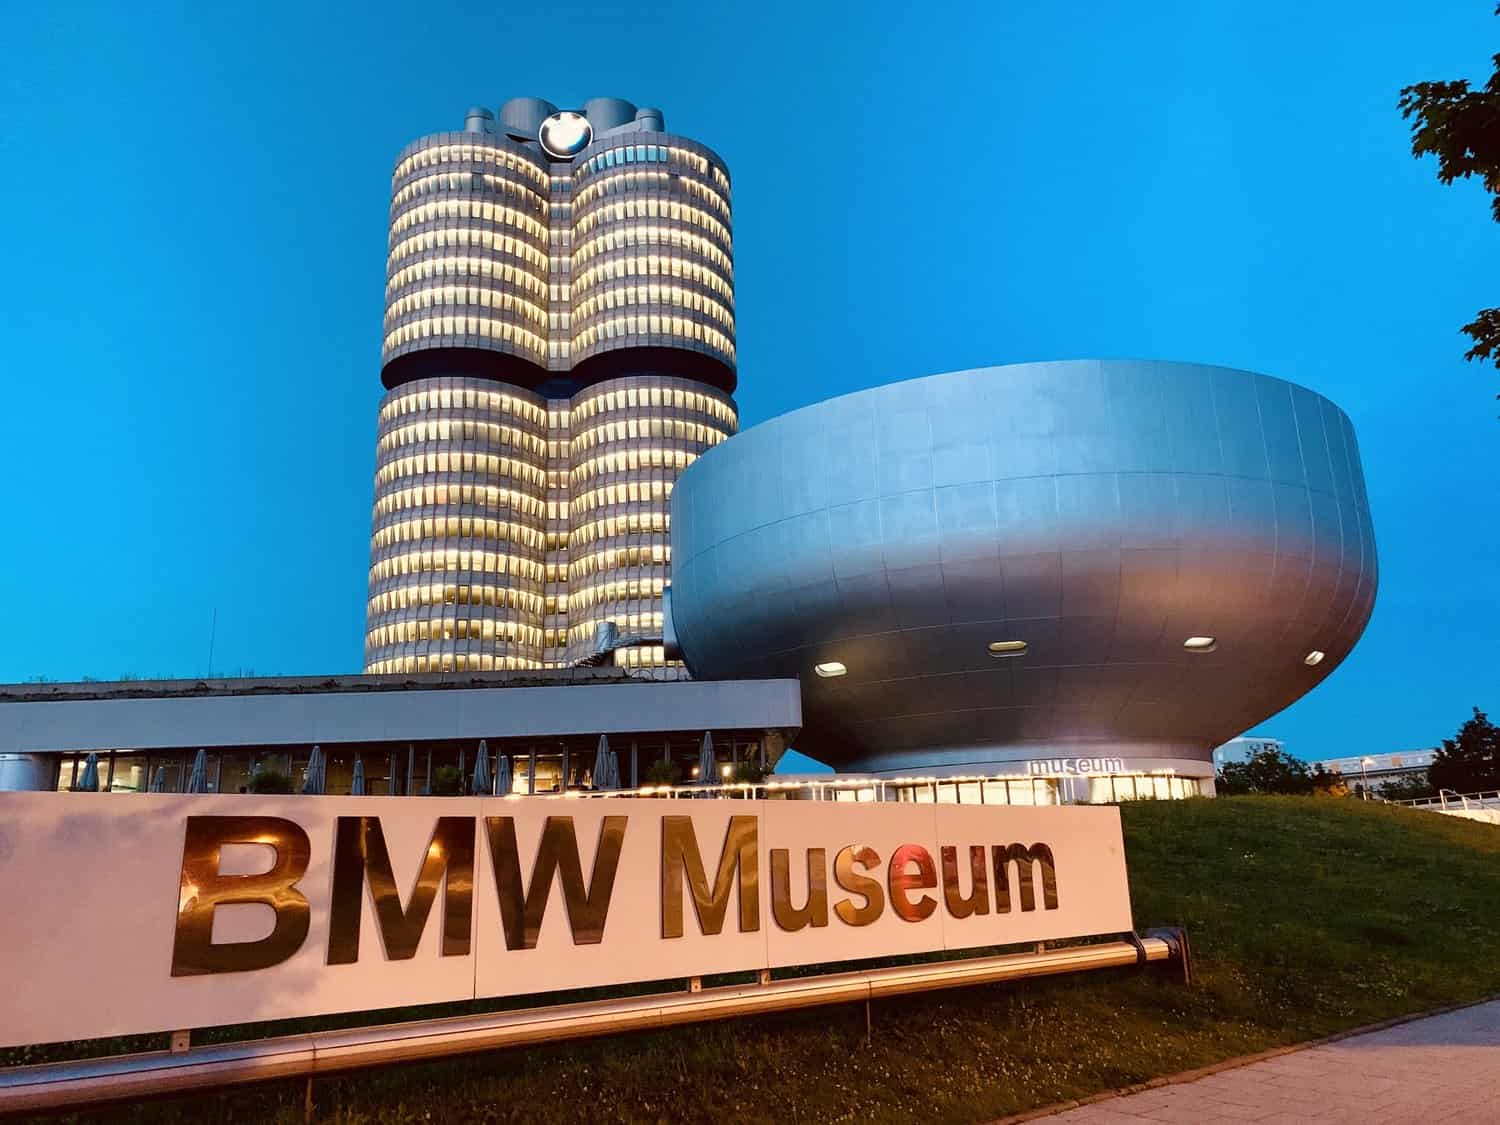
20, 797, 1500, 1123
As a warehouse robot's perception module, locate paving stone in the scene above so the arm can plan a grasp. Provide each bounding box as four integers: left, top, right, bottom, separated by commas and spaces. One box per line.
1017, 999, 1500, 1124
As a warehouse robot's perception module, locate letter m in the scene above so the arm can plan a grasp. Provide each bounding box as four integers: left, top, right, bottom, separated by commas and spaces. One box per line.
661, 815, 759, 938
993, 843, 1059, 913
327, 816, 476, 964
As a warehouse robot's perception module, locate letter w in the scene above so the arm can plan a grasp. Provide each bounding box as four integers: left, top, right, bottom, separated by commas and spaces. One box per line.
486, 816, 628, 950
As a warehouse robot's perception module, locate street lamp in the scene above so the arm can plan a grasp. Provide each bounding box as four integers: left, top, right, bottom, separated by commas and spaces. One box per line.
1360, 756, 1376, 798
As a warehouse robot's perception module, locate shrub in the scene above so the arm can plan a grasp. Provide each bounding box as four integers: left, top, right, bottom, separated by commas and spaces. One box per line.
644, 760, 683, 786
431, 765, 464, 796
733, 760, 768, 784
1216, 747, 1329, 796
248, 769, 294, 795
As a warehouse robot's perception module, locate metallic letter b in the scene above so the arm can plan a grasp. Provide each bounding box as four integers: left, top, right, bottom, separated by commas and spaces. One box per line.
171, 816, 312, 977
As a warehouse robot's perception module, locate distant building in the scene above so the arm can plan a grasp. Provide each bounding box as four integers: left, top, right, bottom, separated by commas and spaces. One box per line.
1312, 750, 1435, 790
1212, 737, 1285, 768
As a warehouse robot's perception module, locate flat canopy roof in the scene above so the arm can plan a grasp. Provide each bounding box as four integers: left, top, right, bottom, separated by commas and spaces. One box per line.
0, 671, 802, 754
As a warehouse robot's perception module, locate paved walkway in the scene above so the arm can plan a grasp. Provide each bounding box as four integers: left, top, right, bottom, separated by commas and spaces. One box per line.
1041, 998, 1500, 1123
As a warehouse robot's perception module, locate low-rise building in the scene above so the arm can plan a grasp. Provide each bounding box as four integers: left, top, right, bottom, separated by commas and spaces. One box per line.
1311, 750, 1435, 791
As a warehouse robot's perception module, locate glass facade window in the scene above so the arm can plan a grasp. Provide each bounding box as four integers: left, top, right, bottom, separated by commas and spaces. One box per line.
365, 373, 734, 677
369, 105, 737, 679
876, 775, 1210, 806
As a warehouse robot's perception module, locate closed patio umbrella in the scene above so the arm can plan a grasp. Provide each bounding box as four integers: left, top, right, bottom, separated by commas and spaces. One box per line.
75, 752, 100, 792
472, 741, 492, 796
148, 765, 169, 792
351, 756, 367, 795
592, 735, 611, 791
185, 749, 209, 793
699, 732, 717, 791
604, 747, 622, 790
494, 751, 512, 797
302, 746, 326, 795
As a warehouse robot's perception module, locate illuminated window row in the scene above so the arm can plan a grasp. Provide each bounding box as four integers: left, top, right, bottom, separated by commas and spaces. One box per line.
387, 256, 548, 303
571, 170, 730, 220
392, 170, 545, 219
569, 512, 669, 550
384, 314, 547, 359
572, 417, 729, 455
371, 515, 545, 552
378, 417, 547, 460
368, 618, 543, 649
572, 225, 732, 274
571, 384, 735, 426
570, 478, 673, 518
366, 653, 545, 675
390, 182, 545, 233
393, 143, 548, 190
375, 451, 547, 490
568, 544, 669, 580
565, 575, 667, 613
541, 437, 574, 461
574, 314, 736, 361
375, 482, 546, 521
388, 227, 549, 272
566, 612, 664, 645
574, 284, 735, 334
572, 254, 733, 303
391, 196, 547, 241
367, 581, 544, 618
569, 446, 701, 485
612, 646, 679, 670
385, 285, 548, 330
369, 548, 545, 583
378, 385, 546, 427
573, 199, 731, 248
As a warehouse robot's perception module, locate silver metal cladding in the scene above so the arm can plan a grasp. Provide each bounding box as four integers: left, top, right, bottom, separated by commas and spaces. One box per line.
667, 360, 1378, 773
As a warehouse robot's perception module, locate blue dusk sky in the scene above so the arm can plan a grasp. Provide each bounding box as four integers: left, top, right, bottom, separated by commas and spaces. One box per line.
1, 1, 1496, 764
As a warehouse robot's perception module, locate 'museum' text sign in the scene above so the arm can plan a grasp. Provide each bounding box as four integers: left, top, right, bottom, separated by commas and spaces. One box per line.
0, 795, 1131, 1047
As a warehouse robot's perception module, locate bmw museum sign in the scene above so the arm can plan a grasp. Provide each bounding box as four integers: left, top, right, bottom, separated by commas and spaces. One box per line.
0, 794, 1133, 1048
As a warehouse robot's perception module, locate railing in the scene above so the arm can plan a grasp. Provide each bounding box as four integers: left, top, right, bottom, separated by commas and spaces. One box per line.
542, 769, 1196, 804
1389, 788, 1500, 811
0, 931, 1192, 1116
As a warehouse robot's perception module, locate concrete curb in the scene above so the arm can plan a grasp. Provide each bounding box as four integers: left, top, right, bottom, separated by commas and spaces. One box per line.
985, 991, 1500, 1124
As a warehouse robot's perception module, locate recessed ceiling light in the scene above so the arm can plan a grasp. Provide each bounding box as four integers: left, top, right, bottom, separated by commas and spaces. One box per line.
1304, 650, 1326, 666
814, 661, 847, 678
988, 640, 1028, 657
1183, 636, 1217, 653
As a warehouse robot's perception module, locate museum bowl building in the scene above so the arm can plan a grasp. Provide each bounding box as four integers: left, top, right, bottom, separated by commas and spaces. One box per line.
667, 360, 1378, 794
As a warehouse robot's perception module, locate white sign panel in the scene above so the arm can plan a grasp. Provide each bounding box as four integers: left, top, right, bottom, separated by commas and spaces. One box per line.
0, 794, 1131, 1048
